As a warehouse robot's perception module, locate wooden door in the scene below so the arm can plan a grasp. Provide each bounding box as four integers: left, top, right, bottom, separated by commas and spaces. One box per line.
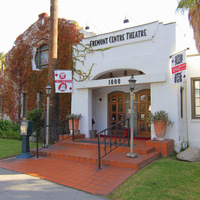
109, 93, 126, 129
137, 90, 151, 137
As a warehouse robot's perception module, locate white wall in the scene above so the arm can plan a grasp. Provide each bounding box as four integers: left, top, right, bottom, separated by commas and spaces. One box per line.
74, 22, 176, 80
72, 21, 184, 144
186, 55, 200, 148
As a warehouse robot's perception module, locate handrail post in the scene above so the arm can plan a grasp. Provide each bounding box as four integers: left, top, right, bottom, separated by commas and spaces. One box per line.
72, 118, 75, 142
98, 118, 130, 169
98, 133, 101, 169
128, 119, 130, 147
115, 126, 117, 147
36, 129, 39, 158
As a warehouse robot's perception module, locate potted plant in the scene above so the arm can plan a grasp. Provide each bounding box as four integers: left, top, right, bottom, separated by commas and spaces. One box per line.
66, 114, 82, 134
148, 110, 174, 141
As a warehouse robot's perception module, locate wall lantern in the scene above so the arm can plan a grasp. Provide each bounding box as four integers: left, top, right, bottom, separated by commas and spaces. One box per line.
123, 17, 129, 24
85, 26, 90, 30
123, 70, 127, 76
109, 72, 113, 78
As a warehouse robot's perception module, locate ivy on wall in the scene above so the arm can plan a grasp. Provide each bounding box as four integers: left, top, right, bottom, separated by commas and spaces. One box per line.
72, 42, 111, 81
0, 14, 83, 122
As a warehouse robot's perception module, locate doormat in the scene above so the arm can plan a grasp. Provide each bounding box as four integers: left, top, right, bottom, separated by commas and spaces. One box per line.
98, 134, 150, 141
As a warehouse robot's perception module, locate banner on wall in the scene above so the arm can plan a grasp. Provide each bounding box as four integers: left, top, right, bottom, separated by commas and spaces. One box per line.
171, 50, 187, 84
54, 70, 72, 93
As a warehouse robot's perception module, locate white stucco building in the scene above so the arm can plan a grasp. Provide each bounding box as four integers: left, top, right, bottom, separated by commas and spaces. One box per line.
72, 21, 200, 152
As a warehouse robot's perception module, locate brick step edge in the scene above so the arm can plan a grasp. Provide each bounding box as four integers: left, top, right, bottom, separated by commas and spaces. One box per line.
55, 142, 155, 155
59, 134, 85, 140
30, 150, 160, 170
102, 151, 161, 170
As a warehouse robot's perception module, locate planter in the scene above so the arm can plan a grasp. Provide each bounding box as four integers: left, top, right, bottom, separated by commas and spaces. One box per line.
69, 118, 80, 134
154, 120, 167, 141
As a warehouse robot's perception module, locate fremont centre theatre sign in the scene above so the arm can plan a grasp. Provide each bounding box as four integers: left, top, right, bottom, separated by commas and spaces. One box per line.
90, 29, 147, 47
85, 21, 159, 50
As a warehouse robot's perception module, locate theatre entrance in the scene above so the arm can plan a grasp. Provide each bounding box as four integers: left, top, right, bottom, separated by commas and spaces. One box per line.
108, 90, 151, 138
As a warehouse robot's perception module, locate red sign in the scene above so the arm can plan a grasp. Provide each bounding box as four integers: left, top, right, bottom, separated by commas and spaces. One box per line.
54, 70, 72, 93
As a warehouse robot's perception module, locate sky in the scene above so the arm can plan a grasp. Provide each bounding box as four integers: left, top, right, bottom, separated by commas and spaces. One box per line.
0, 0, 197, 53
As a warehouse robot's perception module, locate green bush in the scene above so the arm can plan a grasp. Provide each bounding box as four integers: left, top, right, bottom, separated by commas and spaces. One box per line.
27, 108, 43, 131
0, 130, 20, 140
0, 119, 20, 140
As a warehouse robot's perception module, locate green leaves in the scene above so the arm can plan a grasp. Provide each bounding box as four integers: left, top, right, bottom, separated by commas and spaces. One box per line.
148, 110, 174, 126
177, 0, 196, 12
0, 119, 20, 140
27, 108, 43, 131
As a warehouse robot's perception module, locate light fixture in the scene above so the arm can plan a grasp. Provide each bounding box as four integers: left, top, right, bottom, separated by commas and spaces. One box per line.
109, 72, 113, 78
45, 83, 51, 147
85, 25, 90, 30
123, 70, 127, 76
127, 73, 137, 158
139, 71, 144, 75
123, 14, 138, 25
123, 17, 129, 24
46, 84, 51, 97
128, 73, 136, 91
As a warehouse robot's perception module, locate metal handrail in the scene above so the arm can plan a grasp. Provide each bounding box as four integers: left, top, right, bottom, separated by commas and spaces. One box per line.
36, 118, 75, 158
98, 118, 130, 169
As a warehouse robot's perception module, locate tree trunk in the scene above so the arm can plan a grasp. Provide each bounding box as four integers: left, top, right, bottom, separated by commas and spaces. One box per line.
48, 0, 59, 125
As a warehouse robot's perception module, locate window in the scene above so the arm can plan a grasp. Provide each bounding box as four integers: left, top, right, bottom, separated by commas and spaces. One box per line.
180, 87, 184, 118
192, 78, 200, 119
37, 92, 43, 109
35, 44, 49, 69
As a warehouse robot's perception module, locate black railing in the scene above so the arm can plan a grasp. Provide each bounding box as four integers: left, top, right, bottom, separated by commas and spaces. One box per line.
36, 118, 75, 158
98, 118, 130, 169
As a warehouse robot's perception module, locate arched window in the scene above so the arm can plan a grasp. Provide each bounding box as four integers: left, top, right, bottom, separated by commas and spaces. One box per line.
35, 44, 49, 69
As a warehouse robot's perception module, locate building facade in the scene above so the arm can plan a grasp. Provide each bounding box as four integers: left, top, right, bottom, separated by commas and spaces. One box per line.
72, 21, 200, 152
1, 13, 83, 122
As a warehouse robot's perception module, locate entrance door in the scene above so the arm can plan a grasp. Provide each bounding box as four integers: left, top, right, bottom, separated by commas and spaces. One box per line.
137, 90, 151, 138
109, 93, 126, 128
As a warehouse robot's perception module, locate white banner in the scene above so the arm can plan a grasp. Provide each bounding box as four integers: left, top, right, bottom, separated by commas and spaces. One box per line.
171, 50, 186, 84
54, 70, 72, 93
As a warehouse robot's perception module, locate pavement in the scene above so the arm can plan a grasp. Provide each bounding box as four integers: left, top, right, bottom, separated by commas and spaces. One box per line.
0, 168, 108, 200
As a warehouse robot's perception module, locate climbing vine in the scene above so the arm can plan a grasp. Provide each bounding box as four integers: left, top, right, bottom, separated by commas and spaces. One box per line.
0, 14, 83, 122
72, 43, 112, 81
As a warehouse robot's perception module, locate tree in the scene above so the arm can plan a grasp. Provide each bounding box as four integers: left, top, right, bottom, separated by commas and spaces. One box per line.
49, 0, 59, 124
177, 0, 200, 52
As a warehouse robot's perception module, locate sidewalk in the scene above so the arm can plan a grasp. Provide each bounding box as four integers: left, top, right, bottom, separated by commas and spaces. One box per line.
0, 156, 135, 195
0, 168, 107, 200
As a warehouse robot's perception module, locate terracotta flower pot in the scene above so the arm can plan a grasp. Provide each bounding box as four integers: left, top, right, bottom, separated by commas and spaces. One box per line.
69, 118, 80, 134
154, 120, 167, 141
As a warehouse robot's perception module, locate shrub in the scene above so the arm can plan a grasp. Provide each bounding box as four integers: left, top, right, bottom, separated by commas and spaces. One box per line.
27, 108, 43, 131
0, 119, 20, 140
0, 130, 20, 140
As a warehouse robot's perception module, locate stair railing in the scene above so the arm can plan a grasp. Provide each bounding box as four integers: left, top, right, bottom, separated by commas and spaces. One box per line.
36, 118, 75, 158
98, 118, 130, 169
